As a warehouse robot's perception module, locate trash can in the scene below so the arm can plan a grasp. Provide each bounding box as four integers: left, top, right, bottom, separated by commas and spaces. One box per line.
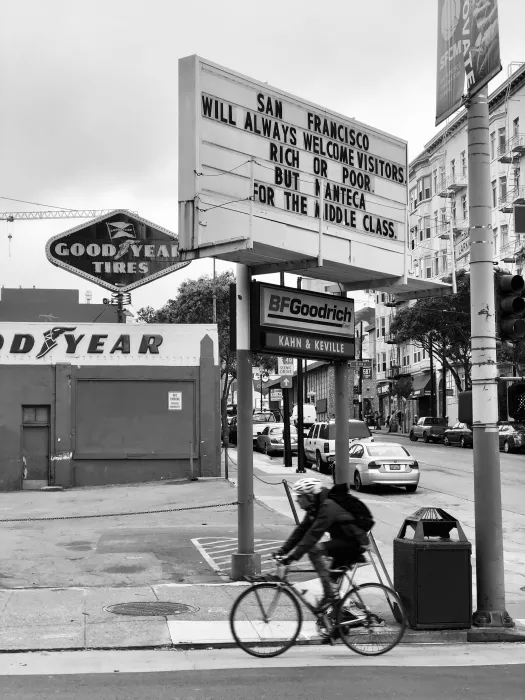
393, 508, 472, 629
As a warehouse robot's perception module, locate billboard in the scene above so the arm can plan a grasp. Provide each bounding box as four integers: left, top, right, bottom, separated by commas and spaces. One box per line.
436, 0, 465, 126
464, 0, 502, 96
250, 282, 355, 361
436, 0, 502, 126
0, 323, 218, 366
46, 210, 190, 293
179, 55, 409, 290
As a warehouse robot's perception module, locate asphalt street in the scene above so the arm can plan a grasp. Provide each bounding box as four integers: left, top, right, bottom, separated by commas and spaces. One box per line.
2, 654, 524, 700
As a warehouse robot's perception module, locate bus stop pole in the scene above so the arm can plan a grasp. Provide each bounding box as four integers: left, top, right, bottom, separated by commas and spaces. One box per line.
231, 263, 261, 579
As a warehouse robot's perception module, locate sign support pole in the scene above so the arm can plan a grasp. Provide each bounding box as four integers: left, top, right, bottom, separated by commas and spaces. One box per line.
335, 289, 350, 485
231, 263, 260, 579
467, 88, 512, 628
296, 277, 306, 473
280, 272, 292, 468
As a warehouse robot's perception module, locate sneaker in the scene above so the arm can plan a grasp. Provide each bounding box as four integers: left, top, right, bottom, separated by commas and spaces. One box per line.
315, 595, 337, 613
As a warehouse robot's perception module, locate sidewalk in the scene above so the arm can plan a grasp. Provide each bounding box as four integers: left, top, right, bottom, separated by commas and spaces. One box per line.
0, 457, 524, 652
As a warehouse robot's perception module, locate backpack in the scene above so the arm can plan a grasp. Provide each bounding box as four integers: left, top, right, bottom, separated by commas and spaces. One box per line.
328, 484, 375, 533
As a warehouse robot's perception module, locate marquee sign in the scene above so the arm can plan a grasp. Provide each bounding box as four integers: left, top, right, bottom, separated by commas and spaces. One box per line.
46, 210, 190, 293
178, 55, 409, 289
250, 282, 355, 360
0, 323, 218, 366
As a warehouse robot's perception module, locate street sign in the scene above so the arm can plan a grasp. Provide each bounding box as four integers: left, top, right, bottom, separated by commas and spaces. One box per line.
270, 388, 283, 401
261, 371, 270, 382
362, 367, 372, 379
278, 357, 294, 375
280, 376, 292, 389
348, 359, 372, 368
46, 210, 190, 293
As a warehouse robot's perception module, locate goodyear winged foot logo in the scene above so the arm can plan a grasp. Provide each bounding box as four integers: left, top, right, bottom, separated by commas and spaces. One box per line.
36, 327, 77, 359
107, 221, 136, 261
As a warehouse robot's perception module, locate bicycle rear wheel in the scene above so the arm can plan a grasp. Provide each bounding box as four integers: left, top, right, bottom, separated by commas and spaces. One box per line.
337, 583, 406, 655
229, 583, 302, 657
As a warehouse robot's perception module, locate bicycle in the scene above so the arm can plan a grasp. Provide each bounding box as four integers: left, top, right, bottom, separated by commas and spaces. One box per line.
229, 556, 406, 658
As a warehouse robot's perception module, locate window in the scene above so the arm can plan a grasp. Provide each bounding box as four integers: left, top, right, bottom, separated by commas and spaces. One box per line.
498, 127, 506, 155
439, 165, 445, 190
501, 224, 509, 249
380, 317, 386, 337
417, 178, 423, 202
451, 198, 457, 222
493, 227, 498, 255
461, 194, 467, 219
426, 263, 432, 279
492, 179, 497, 208
434, 253, 440, 276
422, 347, 427, 359
22, 406, 50, 424
433, 170, 438, 194
423, 176, 431, 200
434, 210, 438, 233
450, 159, 456, 180
381, 353, 387, 372
490, 131, 496, 159
409, 187, 417, 211
513, 117, 520, 136
419, 222, 423, 242
442, 251, 447, 273
413, 349, 421, 364
381, 293, 385, 303
424, 216, 431, 239
500, 176, 507, 201
461, 151, 466, 176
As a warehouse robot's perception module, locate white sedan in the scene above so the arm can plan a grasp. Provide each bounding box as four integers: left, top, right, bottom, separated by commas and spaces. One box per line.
332, 441, 420, 493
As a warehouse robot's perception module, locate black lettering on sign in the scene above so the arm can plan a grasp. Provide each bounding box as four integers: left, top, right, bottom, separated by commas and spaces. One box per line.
10, 334, 34, 353
201, 95, 236, 125
269, 144, 299, 168
110, 335, 131, 354
64, 334, 84, 353
284, 192, 308, 215
254, 182, 275, 206
274, 166, 299, 191
139, 334, 163, 354
87, 335, 108, 354
256, 93, 283, 119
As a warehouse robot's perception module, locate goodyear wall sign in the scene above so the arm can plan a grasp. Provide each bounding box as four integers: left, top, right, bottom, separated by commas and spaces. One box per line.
250, 282, 355, 361
46, 210, 190, 293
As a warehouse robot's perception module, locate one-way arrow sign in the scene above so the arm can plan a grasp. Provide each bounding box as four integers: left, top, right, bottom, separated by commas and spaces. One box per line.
280, 376, 292, 388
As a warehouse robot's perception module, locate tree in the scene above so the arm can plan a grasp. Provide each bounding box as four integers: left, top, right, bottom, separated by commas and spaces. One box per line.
389, 270, 472, 393
137, 271, 277, 444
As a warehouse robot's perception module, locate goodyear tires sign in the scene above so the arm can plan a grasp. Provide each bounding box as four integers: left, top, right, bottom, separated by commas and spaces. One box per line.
46, 210, 190, 293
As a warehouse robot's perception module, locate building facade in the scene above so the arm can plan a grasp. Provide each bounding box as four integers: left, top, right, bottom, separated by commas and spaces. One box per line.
376, 62, 525, 425
0, 321, 220, 491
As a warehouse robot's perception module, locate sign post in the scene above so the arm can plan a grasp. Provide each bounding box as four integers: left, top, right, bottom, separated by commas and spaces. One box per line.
278, 355, 294, 468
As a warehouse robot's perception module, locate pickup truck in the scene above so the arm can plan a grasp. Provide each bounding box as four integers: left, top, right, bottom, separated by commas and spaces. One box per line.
410, 416, 449, 443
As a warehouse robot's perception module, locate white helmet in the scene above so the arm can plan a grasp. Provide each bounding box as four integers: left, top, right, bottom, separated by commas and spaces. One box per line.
291, 478, 323, 496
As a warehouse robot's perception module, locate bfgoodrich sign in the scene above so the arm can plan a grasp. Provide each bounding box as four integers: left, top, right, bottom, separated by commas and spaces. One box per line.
0, 323, 219, 366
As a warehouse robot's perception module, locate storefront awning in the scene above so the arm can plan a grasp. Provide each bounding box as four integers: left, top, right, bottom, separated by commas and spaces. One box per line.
409, 373, 431, 399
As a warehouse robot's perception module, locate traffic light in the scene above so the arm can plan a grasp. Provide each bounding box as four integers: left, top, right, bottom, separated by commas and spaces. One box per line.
494, 273, 525, 342
508, 382, 525, 420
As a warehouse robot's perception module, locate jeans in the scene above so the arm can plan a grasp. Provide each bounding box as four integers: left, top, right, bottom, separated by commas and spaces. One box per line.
308, 539, 363, 599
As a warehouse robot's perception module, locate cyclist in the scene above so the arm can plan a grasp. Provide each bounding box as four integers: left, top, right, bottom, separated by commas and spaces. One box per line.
274, 477, 370, 611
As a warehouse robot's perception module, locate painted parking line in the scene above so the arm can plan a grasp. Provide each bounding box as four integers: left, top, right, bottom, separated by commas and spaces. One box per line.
192, 537, 284, 574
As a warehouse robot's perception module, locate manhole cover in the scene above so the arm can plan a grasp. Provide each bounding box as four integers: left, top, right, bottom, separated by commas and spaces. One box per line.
104, 602, 198, 617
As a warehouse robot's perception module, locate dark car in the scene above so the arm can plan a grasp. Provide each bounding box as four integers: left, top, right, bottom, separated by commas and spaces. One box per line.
498, 422, 525, 453
443, 422, 473, 448
256, 424, 299, 455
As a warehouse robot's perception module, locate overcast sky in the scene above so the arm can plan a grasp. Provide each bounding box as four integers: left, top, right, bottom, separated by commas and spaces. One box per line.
1, 0, 524, 315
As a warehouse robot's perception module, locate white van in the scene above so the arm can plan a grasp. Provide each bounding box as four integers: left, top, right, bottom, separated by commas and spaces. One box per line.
291, 404, 317, 434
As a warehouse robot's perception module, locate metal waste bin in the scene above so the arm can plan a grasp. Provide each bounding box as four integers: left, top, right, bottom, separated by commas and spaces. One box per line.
393, 508, 471, 629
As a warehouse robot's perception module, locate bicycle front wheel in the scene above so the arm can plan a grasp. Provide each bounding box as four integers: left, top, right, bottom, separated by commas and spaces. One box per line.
337, 583, 406, 655
229, 583, 302, 657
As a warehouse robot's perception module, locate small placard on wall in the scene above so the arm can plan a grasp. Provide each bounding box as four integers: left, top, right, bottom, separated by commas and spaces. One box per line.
168, 391, 182, 410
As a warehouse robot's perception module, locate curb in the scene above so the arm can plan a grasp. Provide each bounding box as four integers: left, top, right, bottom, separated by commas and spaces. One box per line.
2, 626, 524, 654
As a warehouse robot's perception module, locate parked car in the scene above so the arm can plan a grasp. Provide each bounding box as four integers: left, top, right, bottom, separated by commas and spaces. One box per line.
291, 403, 317, 436
443, 422, 473, 448
498, 422, 525, 453
255, 424, 299, 455
331, 441, 419, 493
410, 416, 449, 443
251, 411, 279, 446
229, 415, 239, 444
304, 420, 374, 473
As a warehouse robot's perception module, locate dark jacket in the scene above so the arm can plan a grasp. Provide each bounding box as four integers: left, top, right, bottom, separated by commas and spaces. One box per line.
281, 485, 366, 560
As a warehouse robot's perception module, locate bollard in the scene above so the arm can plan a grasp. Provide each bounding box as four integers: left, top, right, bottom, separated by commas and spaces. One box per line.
189, 442, 198, 481
282, 479, 300, 525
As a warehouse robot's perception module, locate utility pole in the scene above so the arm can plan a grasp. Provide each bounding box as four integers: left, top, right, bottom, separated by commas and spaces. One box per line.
296, 278, 306, 473
212, 258, 217, 324
467, 88, 512, 628
429, 333, 435, 417
334, 289, 350, 485
231, 263, 260, 580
